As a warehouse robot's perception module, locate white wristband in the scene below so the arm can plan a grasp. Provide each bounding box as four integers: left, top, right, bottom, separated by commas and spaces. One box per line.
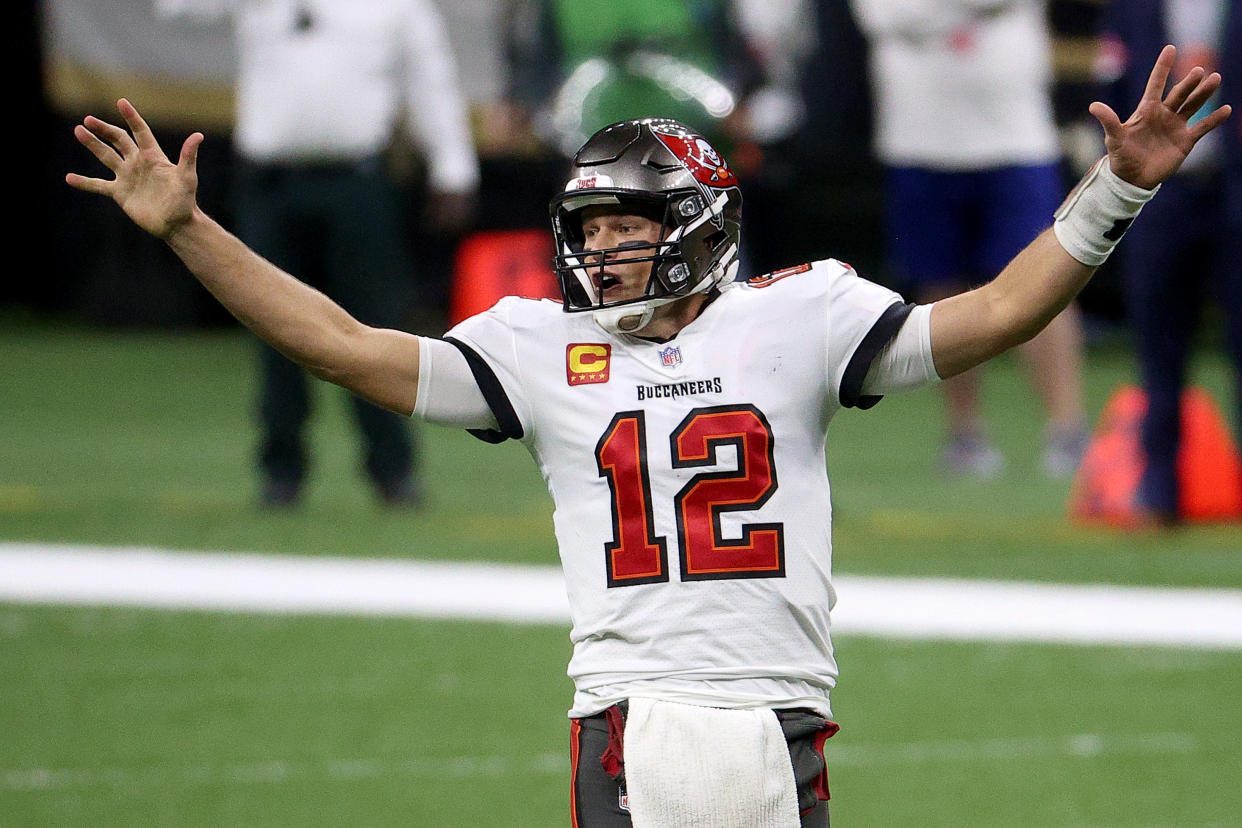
1052, 157, 1160, 266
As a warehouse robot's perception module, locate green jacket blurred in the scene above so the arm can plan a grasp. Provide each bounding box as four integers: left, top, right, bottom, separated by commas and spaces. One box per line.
505, 0, 761, 155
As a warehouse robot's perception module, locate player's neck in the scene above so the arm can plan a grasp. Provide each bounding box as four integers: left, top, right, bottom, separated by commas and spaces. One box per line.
633, 293, 712, 341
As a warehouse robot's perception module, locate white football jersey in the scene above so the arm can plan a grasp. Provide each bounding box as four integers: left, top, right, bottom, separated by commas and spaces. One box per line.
443, 259, 911, 717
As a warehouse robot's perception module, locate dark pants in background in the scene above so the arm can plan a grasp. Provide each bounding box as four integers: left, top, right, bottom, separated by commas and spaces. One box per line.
1120, 174, 1242, 516
233, 157, 417, 499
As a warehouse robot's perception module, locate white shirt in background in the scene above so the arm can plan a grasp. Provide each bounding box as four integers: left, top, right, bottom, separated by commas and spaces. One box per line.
848, 0, 1060, 169
157, 0, 479, 193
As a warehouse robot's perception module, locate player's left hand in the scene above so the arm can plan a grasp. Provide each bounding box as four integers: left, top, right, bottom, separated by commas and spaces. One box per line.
1090, 44, 1232, 190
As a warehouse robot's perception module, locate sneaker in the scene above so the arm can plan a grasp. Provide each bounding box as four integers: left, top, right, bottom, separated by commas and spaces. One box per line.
1042, 425, 1088, 479
259, 477, 302, 509
1133, 468, 1179, 527
939, 434, 1005, 479
376, 476, 424, 509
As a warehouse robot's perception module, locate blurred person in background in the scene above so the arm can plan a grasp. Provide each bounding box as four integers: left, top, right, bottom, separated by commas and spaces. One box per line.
160, 0, 480, 508
500, 0, 815, 274
1098, 0, 1242, 523
503, 0, 753, 156
849, 0, 1091, 479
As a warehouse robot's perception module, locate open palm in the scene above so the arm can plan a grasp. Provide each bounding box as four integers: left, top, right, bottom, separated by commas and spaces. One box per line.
1091, 45, 1232, 190
65, 99, 204, 241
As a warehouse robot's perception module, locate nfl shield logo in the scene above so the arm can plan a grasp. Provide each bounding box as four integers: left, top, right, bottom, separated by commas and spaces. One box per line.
659, 346, 682, 367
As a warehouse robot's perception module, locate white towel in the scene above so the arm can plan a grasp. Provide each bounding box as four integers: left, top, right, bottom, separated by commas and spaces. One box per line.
623, 698, 801, 827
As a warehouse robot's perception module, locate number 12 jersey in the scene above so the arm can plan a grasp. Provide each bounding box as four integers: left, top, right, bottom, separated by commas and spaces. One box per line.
444, 259, 913, 717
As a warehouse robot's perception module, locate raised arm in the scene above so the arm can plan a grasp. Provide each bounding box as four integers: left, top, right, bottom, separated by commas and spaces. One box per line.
65, 99, 422, 415
928, 45, 1232, 379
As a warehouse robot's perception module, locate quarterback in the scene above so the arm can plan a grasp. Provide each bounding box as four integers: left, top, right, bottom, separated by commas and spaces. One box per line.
67, 46, 1228, 827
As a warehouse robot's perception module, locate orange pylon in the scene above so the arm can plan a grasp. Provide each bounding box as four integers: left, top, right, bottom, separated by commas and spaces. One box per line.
1067, 385, 1242, 526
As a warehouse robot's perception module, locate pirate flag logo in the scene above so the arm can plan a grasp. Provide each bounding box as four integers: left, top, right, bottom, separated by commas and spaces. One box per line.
650, 127, 738, 188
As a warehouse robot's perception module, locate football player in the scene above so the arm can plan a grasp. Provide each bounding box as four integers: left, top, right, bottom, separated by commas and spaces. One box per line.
66, 46, 1228, 827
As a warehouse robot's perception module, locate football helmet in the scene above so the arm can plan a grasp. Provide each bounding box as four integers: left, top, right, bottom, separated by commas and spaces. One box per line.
549, 118, 742, 334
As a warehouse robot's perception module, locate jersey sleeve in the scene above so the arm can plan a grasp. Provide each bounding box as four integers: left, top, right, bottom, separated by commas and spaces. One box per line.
858, 302, 941, 396
412, 337, 499, 429
823, 261, 915, 410
440, 298, 531, 443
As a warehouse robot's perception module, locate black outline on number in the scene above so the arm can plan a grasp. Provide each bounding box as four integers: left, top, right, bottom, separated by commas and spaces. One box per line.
595, 411, 670, 587
670, 404, 785, 581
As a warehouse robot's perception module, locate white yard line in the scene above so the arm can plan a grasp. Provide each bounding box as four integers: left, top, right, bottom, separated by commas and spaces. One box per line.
1, 752, 568, 793
827, 731, 1199, 766
0, 732, 1199, 792
0, 543, 569, 622
3, 542, 1242, 649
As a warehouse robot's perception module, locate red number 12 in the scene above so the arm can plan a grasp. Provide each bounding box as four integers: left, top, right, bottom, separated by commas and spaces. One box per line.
595, 405, 784, 587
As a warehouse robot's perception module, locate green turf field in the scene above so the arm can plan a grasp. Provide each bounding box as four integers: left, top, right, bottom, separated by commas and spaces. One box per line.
2, 319, 1241, 826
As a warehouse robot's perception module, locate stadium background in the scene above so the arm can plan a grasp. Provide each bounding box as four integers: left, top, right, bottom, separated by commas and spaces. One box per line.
16, 0, 1130, 330
6, 1, 1242, 825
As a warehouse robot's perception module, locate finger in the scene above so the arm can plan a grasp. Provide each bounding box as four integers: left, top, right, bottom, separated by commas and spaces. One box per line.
1141, 44, 1176, 102
73, 124, 122, 171
1163, 65, 1204, 113
1089, 101, 1123, 139
64, 172, 113, 196
1178, 72, 1223, 119
117, 98, 160, 152
1189, 103, 1233, 143
178, 132, 205, 170
83, 114, 138, 158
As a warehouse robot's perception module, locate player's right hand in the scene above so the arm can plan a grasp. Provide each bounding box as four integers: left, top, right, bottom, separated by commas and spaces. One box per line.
65, 98, 204, 242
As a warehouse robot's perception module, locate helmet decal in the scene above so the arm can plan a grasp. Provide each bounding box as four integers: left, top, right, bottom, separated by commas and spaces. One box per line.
567, 174, 615, 191
650, 128, 738, 188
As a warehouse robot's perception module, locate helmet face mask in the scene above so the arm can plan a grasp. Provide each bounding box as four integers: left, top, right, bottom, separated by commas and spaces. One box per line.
549, 118, 742, 334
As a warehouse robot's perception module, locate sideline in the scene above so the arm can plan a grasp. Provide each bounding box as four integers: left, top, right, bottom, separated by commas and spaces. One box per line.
2, 543, 1242, 649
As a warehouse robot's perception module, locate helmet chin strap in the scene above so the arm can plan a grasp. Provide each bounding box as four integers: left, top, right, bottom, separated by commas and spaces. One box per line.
592, 262, 732, 336
592, 294, 682, 335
